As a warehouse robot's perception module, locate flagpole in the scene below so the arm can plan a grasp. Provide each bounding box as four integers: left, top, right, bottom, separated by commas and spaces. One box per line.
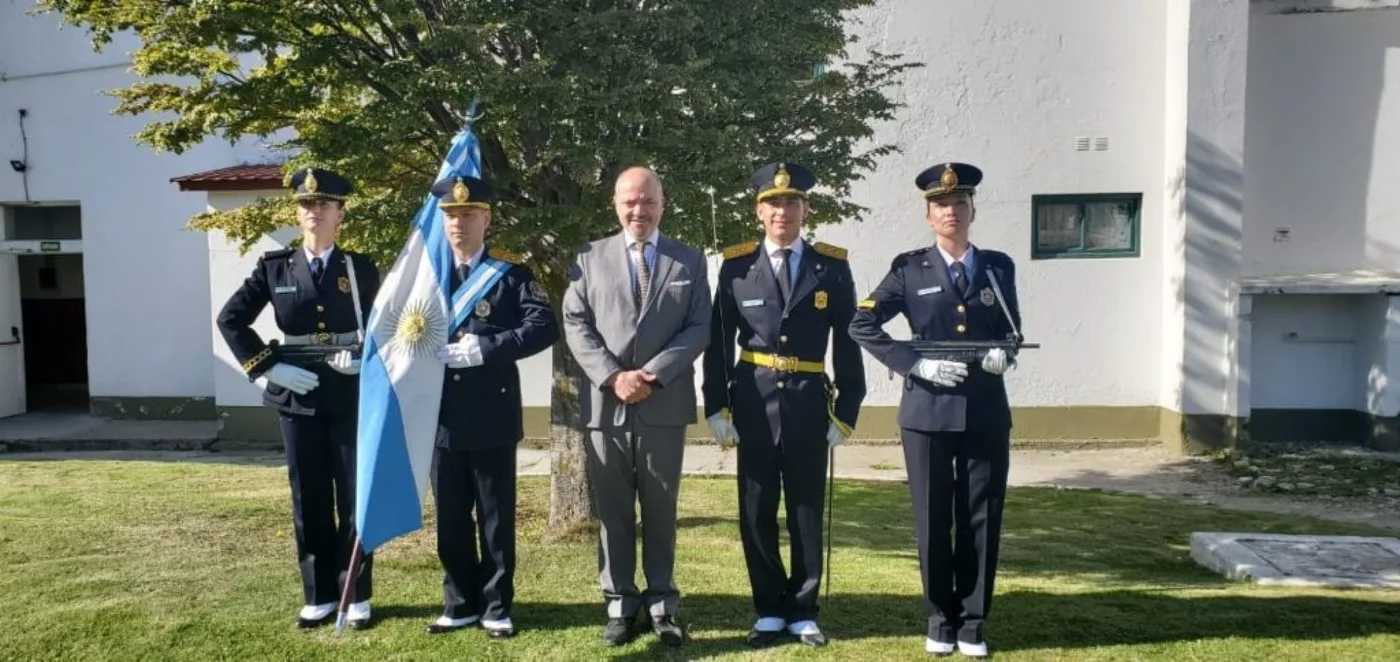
333, 535, 365, 636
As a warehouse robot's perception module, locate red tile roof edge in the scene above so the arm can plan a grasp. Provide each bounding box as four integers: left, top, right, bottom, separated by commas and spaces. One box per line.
171, 164, 285, 191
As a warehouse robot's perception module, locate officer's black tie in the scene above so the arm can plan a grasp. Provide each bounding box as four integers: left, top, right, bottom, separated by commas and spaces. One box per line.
311, 257, 324, 282
452, 262, 471, 291
951, 261, 970, 298
775, 248, 793, 306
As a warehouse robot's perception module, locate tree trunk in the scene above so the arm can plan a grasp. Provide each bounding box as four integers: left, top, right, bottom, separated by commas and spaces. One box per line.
543, 271, 595, 542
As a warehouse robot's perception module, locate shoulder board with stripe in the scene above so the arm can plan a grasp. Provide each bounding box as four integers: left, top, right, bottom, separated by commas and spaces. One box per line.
721, 241, 760, 260
487, 247, 523, 264
812, 241, 847, 261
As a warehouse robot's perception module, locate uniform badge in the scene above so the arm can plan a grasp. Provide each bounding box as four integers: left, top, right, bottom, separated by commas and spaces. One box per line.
980, 287, 996, 306
814, 291, 828, 310
338, 276, 351, 294
858, 299, 875, 310
475, 300, 491, 318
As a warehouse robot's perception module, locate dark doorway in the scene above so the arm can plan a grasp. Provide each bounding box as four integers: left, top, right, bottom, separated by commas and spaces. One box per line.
18, 254, 88, 411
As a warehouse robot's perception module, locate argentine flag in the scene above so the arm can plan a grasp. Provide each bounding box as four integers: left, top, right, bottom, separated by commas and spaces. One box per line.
355, 115, 484, 553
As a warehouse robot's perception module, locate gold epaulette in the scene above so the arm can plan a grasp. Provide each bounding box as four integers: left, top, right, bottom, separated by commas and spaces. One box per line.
721, 241, 759, 260
812, 241, 847, 260
488, 247, 523, 264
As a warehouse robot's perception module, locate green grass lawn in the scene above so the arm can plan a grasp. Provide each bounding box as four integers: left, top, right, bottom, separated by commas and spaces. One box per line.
2, 456, 1398, 661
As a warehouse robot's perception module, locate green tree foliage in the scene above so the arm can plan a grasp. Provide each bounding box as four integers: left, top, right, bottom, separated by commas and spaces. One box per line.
40, 0, 917, 535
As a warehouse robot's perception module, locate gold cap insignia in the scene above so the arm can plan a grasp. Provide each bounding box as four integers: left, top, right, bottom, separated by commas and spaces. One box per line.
304, 169, 319, 193
814, 291, 828, 310
338, 276, 351, 293
475, 300, 491, 318
774, 165, 791, 190
452, 179, 470, 204
980, 287, 996, 306
940, 164, 958, 190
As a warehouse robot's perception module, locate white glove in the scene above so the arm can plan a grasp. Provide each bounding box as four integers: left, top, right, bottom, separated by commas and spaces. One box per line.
981, 347, 1014, 375
707, 412, 738, 445
262, 362, 319, 394
826, 422, 847, 447
912, 359, 968, 387
327, 350, 361, 376
436, 334, 484, 368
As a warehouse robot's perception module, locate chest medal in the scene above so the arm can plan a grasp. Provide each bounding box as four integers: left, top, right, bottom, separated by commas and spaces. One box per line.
980, 287, 996, 306
814, 291, 828, 310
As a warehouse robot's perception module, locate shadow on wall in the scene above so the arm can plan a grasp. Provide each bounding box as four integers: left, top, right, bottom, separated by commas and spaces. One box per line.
1161, 132, 1246, 451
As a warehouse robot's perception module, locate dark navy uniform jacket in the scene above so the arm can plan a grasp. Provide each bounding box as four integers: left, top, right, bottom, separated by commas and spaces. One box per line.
702, 239, 866, 445
437, 246, 559, 452
217, 246, 380, 418
848, 245, 1021, 433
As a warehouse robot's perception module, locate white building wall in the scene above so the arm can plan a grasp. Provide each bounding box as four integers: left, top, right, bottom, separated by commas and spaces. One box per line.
0, 5, 239, 403
823, 0, 1170, 408
206, 192, 298, 409
1243, 8, 1400, 276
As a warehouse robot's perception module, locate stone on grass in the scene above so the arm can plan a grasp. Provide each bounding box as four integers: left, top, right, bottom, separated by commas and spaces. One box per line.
1255, 476, 1277, 489
1191, 532, 1400, 589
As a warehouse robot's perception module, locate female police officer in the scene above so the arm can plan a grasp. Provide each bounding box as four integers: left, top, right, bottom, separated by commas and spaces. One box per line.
216, 166, 381, 629
848, 162, 1021, 658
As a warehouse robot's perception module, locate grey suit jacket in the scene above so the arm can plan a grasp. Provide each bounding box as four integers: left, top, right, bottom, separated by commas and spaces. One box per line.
562, 231, 713, 429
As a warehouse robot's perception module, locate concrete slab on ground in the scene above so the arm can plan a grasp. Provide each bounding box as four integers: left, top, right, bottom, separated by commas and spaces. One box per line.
0, 412, 219, 453
1191, 532, 1400, 588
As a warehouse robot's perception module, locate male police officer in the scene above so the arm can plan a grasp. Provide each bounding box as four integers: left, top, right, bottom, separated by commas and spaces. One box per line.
702, 162, 865, 648
424, 174, 558, 638
847, 163, 1021, 658
217, 166, 381, 629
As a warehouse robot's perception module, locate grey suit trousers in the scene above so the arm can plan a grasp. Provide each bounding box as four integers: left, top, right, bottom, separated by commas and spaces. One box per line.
585, 419, 686, 618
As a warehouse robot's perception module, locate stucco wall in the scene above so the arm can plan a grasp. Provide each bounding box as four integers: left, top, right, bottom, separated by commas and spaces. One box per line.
1242, 8, 1400, 276
1, 5, 236, 402
825, 0, 1171, 408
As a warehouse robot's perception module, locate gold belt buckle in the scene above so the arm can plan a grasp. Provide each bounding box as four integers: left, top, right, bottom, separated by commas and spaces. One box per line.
771, 355, 798, 372
315, 332, 332, 345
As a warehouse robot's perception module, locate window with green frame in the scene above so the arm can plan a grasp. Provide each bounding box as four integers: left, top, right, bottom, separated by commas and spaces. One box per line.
1031, 193, 1141, 259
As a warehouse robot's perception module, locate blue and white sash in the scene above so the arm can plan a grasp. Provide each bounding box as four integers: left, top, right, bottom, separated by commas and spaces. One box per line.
449, 257, 511, 330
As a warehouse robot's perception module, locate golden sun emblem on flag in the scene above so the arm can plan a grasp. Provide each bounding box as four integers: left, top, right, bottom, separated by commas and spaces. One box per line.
383, 297, 446, 358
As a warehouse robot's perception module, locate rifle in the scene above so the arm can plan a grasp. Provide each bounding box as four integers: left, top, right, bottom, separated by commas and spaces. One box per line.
901, 338, 1039, 363
268, 339, 362, 367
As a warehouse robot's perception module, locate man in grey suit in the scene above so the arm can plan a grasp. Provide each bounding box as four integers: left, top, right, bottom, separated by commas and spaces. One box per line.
562, 166, 713, 648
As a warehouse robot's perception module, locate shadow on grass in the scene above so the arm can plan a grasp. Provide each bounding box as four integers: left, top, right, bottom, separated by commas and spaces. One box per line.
430, 590, 1398, 659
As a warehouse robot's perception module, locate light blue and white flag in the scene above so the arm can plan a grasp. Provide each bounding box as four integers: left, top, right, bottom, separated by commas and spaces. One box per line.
354, 111, 487, 553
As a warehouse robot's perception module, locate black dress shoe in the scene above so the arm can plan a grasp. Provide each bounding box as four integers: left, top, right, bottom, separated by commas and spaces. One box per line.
296, 610, 335, 629
746, 628, 784, 648
296, 615, 332, 629
602, 617, 636, 646
652, 615, 684, 647
799, 631, 828, 647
